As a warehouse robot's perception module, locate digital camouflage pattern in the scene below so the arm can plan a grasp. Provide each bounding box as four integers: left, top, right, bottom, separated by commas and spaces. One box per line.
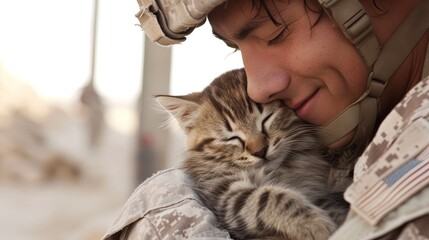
103, 74, 429, 240
102, 168, 231, 240
331, 74, 429, 240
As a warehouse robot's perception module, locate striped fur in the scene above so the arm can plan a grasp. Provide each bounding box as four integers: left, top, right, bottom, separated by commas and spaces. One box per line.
156, 69, 348, 240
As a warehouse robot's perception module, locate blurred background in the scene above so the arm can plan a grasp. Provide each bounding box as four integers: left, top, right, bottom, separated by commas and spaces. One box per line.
0, 0, 242, 239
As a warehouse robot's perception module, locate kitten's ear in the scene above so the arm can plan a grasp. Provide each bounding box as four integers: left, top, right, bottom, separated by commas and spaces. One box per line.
155, 93, 201, 132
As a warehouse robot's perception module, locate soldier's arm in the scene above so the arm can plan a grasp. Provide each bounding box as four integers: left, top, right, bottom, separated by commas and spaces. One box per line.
102, 168, 231, 240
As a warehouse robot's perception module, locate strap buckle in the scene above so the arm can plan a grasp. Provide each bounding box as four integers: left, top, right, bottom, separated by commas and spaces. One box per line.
135, 0, 190, 45
318, 0, 381, 67
135, 0, 225, 46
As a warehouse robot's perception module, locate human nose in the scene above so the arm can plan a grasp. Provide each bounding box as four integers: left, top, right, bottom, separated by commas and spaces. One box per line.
240, 46, 291, 103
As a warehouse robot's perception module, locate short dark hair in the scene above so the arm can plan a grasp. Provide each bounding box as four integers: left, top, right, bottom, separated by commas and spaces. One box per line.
243, 0, 323, 27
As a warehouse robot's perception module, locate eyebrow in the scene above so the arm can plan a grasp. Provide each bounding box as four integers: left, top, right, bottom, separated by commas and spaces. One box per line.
233, 19, 266, 40
212, 16, 269, 42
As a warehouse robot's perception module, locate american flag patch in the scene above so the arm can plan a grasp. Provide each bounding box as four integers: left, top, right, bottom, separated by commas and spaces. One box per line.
345, 118, 429, 225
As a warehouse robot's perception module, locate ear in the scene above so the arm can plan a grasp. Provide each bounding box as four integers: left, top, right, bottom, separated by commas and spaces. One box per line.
155, 93, 201, 133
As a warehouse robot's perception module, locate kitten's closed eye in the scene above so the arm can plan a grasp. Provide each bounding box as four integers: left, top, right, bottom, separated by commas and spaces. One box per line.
225, 136, 245, 149
261, 113, 274, 135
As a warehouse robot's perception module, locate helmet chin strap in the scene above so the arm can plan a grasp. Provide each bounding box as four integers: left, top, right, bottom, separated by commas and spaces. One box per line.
317, 0, 429, 147
318, 74, 377, 146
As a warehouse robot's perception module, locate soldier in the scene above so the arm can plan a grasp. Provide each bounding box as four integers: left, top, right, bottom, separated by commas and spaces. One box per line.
103, 0, 429, 239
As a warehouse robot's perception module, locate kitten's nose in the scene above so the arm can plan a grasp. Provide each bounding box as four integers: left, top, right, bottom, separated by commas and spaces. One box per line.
252, 146, 268, 159
247, 134, 268, 158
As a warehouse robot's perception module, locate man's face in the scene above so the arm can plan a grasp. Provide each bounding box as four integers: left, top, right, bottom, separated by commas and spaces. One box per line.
208, 0, 369, 127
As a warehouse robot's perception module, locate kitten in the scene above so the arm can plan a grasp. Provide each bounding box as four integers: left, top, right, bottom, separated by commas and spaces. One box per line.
156, 69, 348, 240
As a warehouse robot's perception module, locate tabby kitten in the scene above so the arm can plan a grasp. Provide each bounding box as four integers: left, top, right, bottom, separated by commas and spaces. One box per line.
156, 69, 348, 240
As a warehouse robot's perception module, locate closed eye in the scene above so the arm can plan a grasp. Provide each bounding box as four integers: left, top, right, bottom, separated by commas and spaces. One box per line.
261, 113, 274, 135
267, 26, 289, 46
225, 136, 245, 148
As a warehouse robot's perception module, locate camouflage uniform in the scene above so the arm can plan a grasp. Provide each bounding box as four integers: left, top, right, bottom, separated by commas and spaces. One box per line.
102, 168, 232, 239
331, 74, 429, 240
103, 74, 429, 240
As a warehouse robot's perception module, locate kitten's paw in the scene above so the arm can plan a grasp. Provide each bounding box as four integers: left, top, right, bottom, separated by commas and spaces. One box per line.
309, 219, 336, 239
298, 213, 337, 240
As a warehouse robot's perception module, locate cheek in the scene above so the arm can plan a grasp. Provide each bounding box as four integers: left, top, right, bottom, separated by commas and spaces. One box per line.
324, 38, 368, 101
289, 17, 369, 124
308, 18, 368, 95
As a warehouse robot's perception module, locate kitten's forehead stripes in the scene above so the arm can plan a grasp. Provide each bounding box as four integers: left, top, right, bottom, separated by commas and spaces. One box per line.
202, 69, 252, 122
206, 93, 235, 127
224, 121, 233, 132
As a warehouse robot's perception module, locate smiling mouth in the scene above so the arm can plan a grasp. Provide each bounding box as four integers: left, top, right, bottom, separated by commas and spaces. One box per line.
293, 89, 319, 111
